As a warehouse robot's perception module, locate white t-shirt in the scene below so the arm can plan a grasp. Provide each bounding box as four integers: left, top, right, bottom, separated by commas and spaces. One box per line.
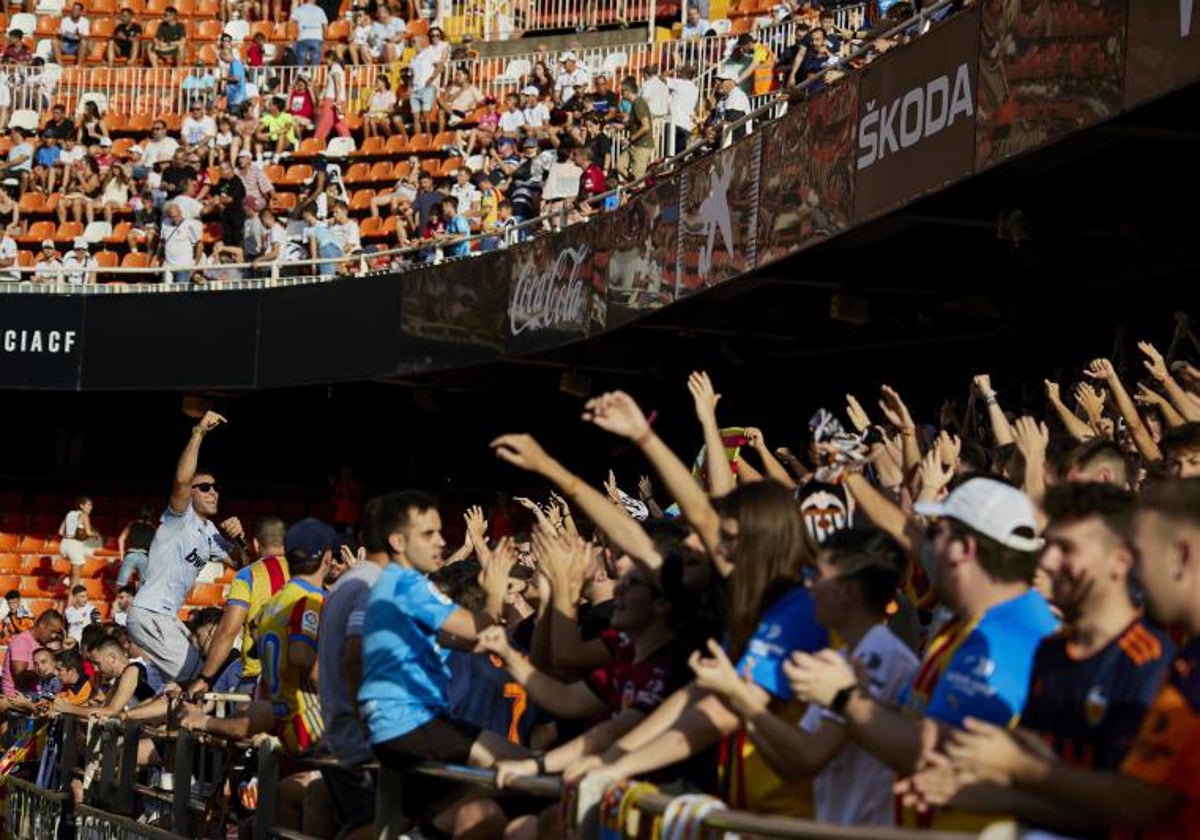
555, 67, 591, 102
641, 75, 671, 118
290, 3, 329, 41
181, 116, 217, 147
409, 46, 439, 89
173, 194, 204, 221
668, 77, 700, 132
264, 223, 286, 260
132, 504, 231, 617
723, 86, 751, 115
498, 109, 525, 133
60, 509, 83, 539
0, 235, 18, 282
59, 15, 90, 40
450, 182, 479, 211
141, 136, 179, 168
682, 18, 710, 38
64, 604, 93, 643
798, 624, 918, 826
161, 219, 202, 267
522, 102, 550, 128
60, 253, 97, 285
373, 17, 406, 43
34, 257, 62, 283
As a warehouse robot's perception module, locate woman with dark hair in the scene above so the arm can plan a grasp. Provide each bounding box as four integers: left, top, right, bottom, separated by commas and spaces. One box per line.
286, 76, 317, 138
550, 383, 826, 809
77, 101, 109, 148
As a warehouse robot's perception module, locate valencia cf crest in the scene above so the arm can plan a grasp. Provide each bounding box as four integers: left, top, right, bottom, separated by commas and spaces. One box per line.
1085, 685, 1109, 727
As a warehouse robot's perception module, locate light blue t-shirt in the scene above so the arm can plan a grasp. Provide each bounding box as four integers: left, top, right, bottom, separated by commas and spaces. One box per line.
735, 585, 829, 700
227, 58, 247, 108
899, 589, 1058, 728
446, 214, 471, 257
132, 504, 231, 616
359, 564, 458, 744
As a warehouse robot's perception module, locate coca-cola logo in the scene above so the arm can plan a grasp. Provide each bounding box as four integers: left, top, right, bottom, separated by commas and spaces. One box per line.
509, 245, 591, 336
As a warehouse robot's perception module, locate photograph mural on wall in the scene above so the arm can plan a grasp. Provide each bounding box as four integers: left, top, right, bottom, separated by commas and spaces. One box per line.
677, 134, 761, 299
758, 80, 858, 263
1124, 0, 1200, 107
602, 177, 681, 327
976, 0, 1127, 170
506, 224, 605, 355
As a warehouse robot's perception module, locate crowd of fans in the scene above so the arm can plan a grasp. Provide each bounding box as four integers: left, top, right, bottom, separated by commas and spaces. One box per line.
0, 0, 936, 283
2, 326, 1200, 839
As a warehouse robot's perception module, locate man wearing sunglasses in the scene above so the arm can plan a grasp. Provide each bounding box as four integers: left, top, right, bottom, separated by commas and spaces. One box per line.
128, 411, 248, 683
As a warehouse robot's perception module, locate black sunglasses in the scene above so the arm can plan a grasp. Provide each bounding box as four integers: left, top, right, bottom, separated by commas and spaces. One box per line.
191, 481, 219, 492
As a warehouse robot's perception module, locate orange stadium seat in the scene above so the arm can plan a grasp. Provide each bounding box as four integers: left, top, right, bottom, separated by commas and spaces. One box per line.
95, 250, 119, 268
294, 138, 324, 157
19, 576, 61, 600
91, 18, 114, 39
343, 161, 370, 185
195, 19, 221, 41
175, 0, 195, 14
54, 222, 83, 244
327, 19, 350, 42
282, 164, 312, 186
271, 192, 297, 213
104, 222, 131, 244
0, 554, 22, 573
368, 160, 393, 183
0, 575, 18, 595
197, 43, 218, 64
90, 0, 118, 13
145, 0, 170, 14
347, 189, 375, 212
263, 163, 284, 183
358, 217, 382, 239
383, 135, 408, 155
351, 136, 383, 157
79, 578, 107, 601
19, 221, 54, 245
249, 21, 273, 41
29, 599, 55, 618
18, 192, 46, 216
195, 0, 220, 16
35, 16, 57, 37
121, 252, 150, 269
17, 536, 45, 552
188, 583, 225, 606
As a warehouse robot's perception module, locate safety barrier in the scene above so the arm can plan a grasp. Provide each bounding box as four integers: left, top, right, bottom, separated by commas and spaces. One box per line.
5, 775, 68, 839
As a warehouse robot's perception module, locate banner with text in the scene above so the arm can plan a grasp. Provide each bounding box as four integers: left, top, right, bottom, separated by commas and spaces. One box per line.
601, 177, 681, 328
976, 0, 1127, 171
0, 295, 83, 390
759, 82, 858, 264
853, 6, 979, 222
677, 134, 762, 300
1125, 0, 1200, 107
399, 253, 511, 373
506, 223, 606, 356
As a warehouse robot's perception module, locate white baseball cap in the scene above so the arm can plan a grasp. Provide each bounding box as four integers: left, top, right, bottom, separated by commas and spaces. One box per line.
715, 66, 739, 83
560, 51, 576, 62
521, 85, 540, 96
72, 237, 89, 250
914, 477, 1044, 552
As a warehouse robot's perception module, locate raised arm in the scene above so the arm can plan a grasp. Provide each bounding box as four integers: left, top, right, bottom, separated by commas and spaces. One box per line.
688, 371, 736, 497
170, 411, 225, 515
538, 529, 609, 672
476, 626, 607, 720
490, 434, 662, 570
1084, 358, 1162, 462
843, 471, 922, 557
878, 385, 921, 479
581, 391, 728, 576
973, 374, 1015, 447
1139, 341, 1200, 422
440, 539, 516, 641
744, 428, 796, 488
1011, 417, 1050, 510
1044, 379, 1095, 441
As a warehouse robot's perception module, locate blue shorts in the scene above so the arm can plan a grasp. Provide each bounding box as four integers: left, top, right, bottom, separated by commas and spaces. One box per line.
410, 85, 436, 113
61, 39, 80, 55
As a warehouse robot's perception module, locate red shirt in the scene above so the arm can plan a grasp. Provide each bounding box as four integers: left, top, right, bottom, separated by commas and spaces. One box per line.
585, 629, 678, 722
247, 42, 264, 67
288, 91, 315, 121
580, 164, 606, 198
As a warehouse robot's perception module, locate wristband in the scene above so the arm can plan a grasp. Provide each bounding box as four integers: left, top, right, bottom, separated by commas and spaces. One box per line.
830, 684, 858, 715
535, 754, 547, 775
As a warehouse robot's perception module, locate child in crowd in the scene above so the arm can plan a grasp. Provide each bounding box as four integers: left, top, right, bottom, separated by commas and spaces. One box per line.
64, 584, 100, 645
1, 589, 34, 642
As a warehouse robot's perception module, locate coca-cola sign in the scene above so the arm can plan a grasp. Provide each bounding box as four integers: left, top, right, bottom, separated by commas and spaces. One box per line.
506, 227, 603, 353
853, 6, 980, 222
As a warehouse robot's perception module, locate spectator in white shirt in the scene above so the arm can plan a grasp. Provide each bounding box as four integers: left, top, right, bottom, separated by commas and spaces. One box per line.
34, 240, 62, 284
61, 238, 98, 285
555, 52, 591, 103
253, 207, 287, 271
498, 93, 526, 136
682, 5, 712, 38
141, 120, 179, 169
159, 203, 203, 283
54, 3, 90, 65
0, 223, 19, 283
408, 34, 443, 138
181, 102, 217, 151
520, 86, 550, 138
667, 64, 700, 155
373, 6, 407, 62
449, 167, 480, 213
640, 64, 671, 152
290, 0, 328, 67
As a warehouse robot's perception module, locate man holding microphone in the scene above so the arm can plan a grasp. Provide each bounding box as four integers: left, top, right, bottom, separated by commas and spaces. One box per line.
127, 411, 247, 683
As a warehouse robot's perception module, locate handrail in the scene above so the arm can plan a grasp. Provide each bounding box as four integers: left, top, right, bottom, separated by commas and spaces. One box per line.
0, 0, 959, 295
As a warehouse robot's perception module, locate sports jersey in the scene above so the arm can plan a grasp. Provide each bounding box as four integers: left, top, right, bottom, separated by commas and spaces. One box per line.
447, 650, 545, 746
256, 579, 325, 756
133, 504, 232, 617
59, 674, 93, 705
799, 624, 918, 825
899, 589, 1058, 728
1022, 618, 1173, 772
586, 630, 682, 720
1120, 636, 1200, 838
226, 555, 290, 680
359, 564, 458, 745
726, 585, 829, 816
